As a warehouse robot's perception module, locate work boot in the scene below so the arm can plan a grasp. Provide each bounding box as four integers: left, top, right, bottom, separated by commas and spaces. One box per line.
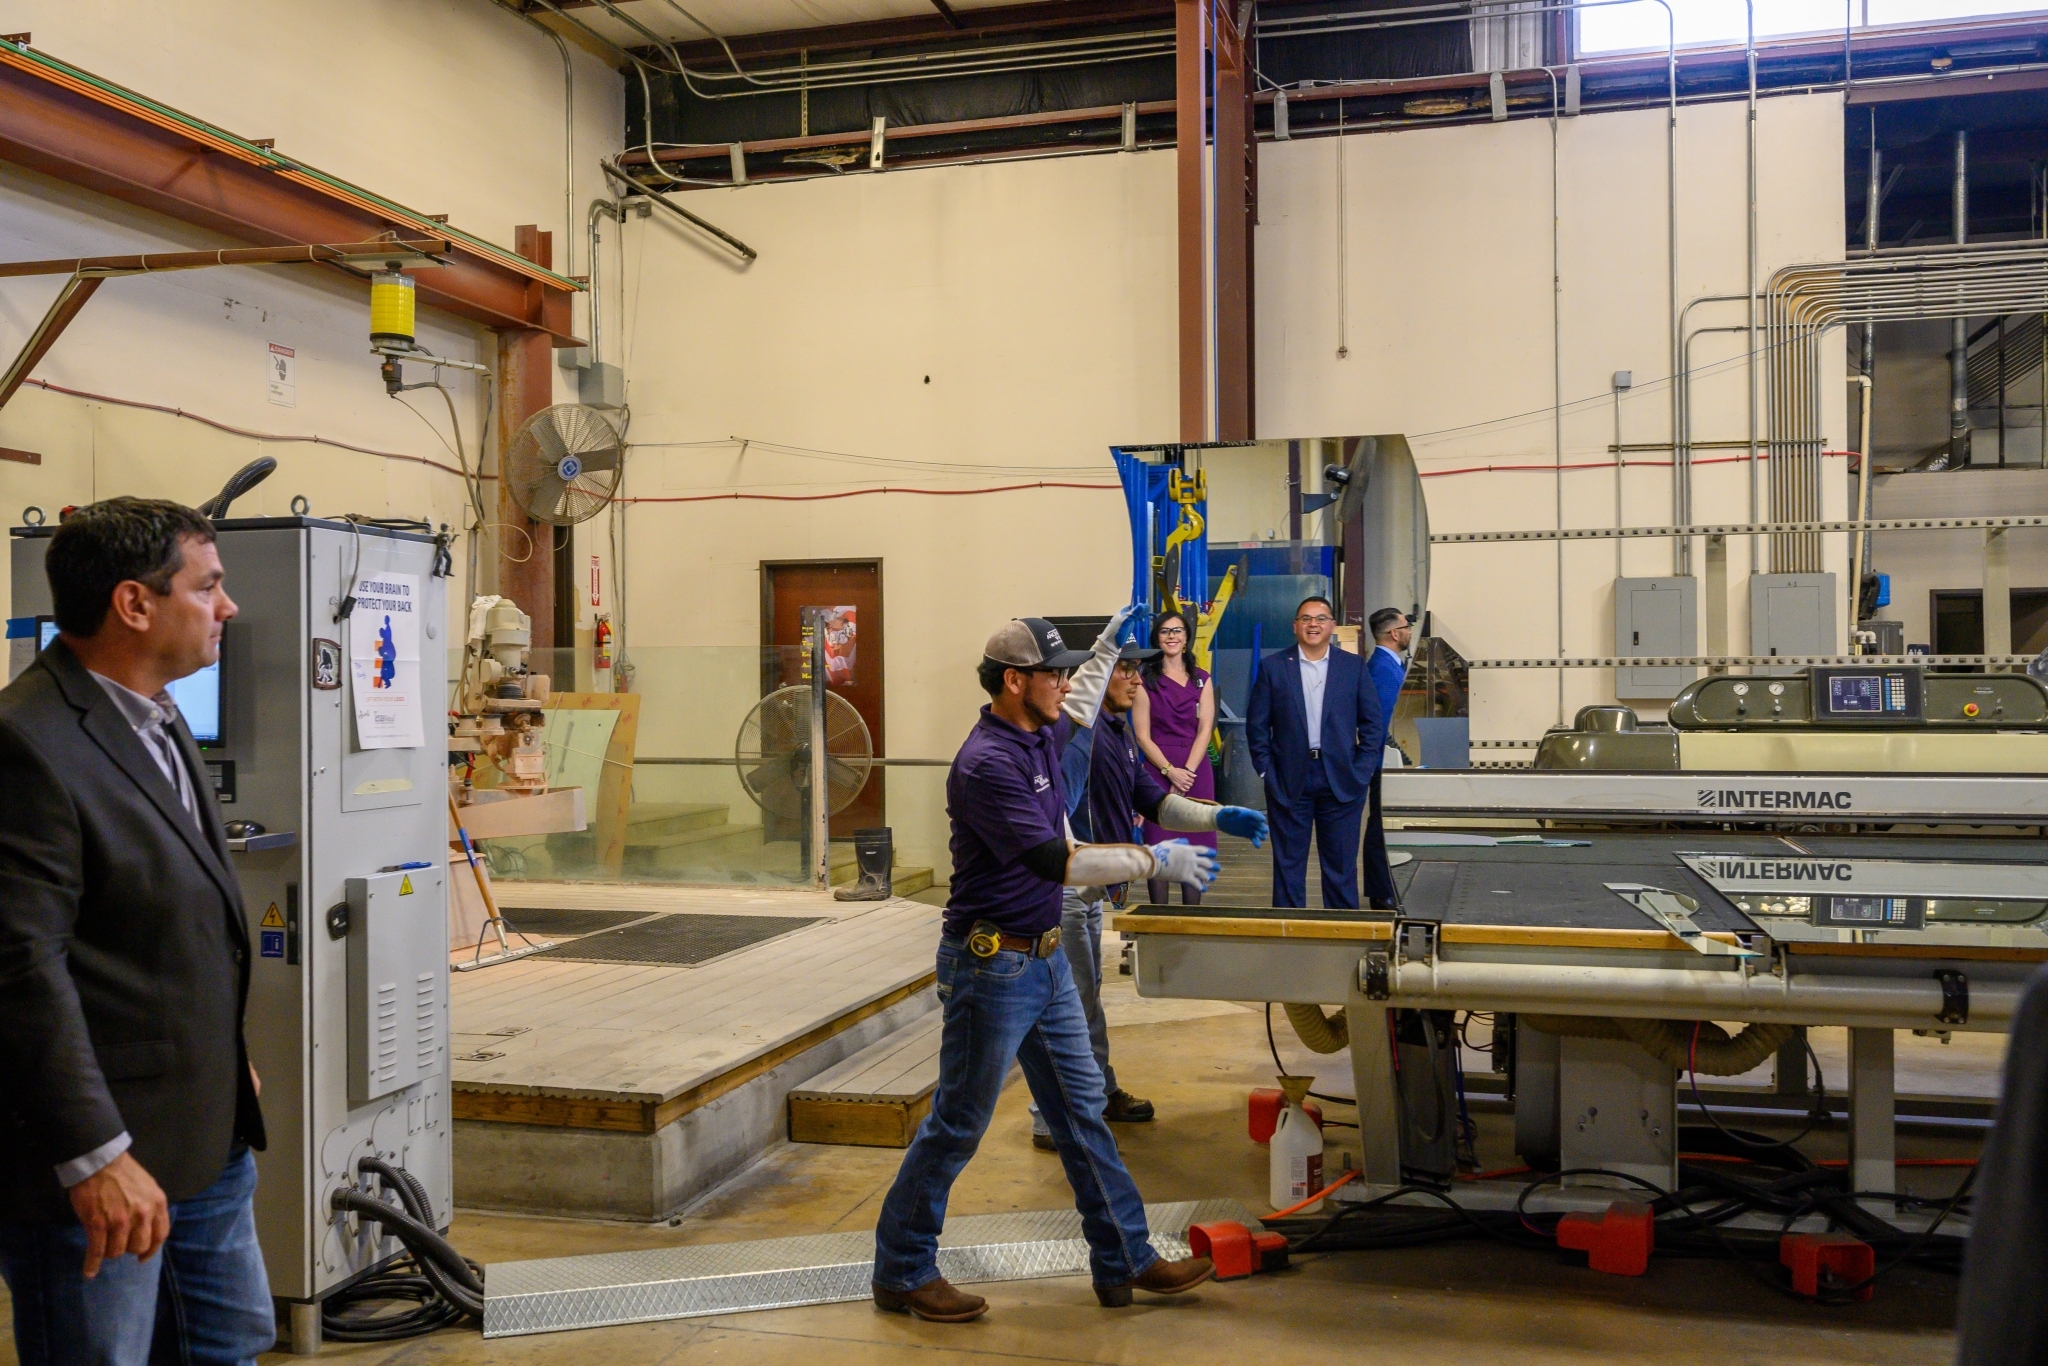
1032, 1132, 1056, 1152
835, 827, 894, 902
873, 1277, 988, 1322
1104, 1090, 1155, 1123
1094, 1256, 1215, 1308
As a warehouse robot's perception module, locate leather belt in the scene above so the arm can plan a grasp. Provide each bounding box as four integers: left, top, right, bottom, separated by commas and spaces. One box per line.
966, 922, 1062, 959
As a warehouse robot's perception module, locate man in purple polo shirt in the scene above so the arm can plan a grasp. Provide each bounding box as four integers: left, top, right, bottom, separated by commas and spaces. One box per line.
870, 616, 1220, 1324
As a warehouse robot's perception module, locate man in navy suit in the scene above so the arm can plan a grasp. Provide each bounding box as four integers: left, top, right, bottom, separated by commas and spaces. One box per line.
1247, 596, 1387, 909
1362, 608, 1411, 909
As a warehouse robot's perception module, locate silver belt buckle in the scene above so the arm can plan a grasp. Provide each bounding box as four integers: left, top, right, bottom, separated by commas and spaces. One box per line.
1036, 926, 1062, 958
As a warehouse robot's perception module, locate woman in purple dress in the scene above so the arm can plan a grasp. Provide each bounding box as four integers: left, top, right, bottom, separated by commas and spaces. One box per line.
1132, 609, 1216, 905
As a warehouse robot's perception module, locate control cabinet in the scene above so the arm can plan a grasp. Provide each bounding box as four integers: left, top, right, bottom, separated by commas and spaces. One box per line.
1749, 573, 1838, 674
9, 518, 451, 1310
1613, 576, 1697, 699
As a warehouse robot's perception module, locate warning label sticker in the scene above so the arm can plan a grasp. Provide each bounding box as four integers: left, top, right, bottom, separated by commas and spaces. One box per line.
260, 903, 285, 928
399, 875, 415, 896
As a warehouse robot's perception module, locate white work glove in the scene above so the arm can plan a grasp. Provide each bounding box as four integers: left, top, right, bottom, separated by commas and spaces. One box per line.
1149, 838, 1219, 890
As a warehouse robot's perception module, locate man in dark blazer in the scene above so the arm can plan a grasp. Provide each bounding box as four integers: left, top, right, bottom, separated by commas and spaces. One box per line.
1247, 596, 1387, 909
1362, 608, 1412, 910
0, 498, 272, 1365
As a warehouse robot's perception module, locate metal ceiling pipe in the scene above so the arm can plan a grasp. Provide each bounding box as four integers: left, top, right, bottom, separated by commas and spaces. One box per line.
1953, 128, 1971, 467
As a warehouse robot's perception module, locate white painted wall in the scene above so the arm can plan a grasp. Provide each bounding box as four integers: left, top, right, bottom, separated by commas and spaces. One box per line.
607, 149, 1177, 871
0, 0, 623, 625
1256, 92, 1852, 747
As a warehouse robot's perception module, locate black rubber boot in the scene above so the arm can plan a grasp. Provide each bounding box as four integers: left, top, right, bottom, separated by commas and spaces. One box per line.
835, 826, 894, 901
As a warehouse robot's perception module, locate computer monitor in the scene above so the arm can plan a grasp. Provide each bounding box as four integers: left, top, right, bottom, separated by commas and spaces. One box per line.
37, 617, 224, 747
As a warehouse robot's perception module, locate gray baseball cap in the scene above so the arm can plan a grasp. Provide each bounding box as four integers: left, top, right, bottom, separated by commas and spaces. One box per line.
983, 618, 1092, 671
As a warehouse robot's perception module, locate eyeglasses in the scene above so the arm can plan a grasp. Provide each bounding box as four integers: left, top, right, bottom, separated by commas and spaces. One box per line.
1157, 626, 1187, 638
1296, 614, 1334, 625
1113, 661, 1144, 675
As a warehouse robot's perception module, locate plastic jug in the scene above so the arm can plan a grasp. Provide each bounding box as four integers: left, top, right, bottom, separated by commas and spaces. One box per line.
1269, 1074, 1326, 1212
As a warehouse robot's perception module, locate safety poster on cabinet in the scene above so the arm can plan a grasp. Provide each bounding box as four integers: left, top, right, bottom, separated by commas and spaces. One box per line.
349, 570, 423, 748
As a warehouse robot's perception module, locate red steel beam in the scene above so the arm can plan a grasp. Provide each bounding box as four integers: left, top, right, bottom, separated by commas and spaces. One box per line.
498, 225, 557, 649
0, 274, 101, 408
1175, 0, 1206, 442
1212, 1, 1249, 442
0, 46, 580, 344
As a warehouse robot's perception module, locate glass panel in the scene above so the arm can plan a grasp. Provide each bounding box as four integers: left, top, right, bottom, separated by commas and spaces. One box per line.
452, 644, 954, 898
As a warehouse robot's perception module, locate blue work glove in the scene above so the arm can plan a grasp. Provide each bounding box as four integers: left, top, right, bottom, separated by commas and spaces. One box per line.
1150, 838, 1220, 890
1097, 603, 1137, 648
1215, 805, 1268, 848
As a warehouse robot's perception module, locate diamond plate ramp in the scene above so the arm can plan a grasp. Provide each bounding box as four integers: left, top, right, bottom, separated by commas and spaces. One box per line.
483, 1198, 1254, 1337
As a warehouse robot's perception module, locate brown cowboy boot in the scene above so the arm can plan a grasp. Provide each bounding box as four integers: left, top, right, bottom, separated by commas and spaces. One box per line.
1094, 1255, 1214, 1307
873, 1277, 989, 1322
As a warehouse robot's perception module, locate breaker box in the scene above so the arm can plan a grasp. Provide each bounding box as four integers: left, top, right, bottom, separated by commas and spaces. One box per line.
1751, 573, 1838, 675
1613, 576, 1697, 699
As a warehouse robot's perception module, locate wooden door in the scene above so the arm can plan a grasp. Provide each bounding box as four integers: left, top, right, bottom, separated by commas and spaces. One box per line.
761, 560, 884, 836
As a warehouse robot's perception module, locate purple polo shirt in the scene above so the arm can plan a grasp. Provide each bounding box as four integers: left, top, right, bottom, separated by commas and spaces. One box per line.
944, 705, 1071, 939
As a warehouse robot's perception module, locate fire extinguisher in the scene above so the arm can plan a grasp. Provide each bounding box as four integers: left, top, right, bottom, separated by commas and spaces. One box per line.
594, 614, 614, 671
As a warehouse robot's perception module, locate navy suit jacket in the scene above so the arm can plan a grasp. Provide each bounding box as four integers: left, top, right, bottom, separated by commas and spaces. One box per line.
1247, 644, 1386, 807
1368, 647, 1406, 741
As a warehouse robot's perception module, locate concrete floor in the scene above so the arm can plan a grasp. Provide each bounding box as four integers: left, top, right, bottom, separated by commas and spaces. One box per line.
0, 940, 1988, 1365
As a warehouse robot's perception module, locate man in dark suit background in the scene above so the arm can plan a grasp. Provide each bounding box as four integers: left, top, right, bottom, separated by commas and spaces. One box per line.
0, 498, 272, 1365
1247, 596, 1387, 909
1362, 608, 1412, 910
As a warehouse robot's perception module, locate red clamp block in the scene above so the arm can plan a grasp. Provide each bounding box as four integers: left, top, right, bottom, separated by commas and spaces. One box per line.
1555, 1201, 1655, 1276
1780, 1233, 1875, 1301
1247, 1089, 1322, 1143
1187, 1221, 1291, 1281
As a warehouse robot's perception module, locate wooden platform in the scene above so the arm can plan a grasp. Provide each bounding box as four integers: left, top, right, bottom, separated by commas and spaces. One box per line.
787, 1010, 944, 1148
453, 884, 941, 1132
447, 883, 946, 1218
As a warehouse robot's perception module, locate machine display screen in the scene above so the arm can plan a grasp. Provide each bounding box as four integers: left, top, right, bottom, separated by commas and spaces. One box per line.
1827, 675, 1885, 713
1816, 895, 1924, 930
38, 618, 223, 746
1812, 666, 1921, 723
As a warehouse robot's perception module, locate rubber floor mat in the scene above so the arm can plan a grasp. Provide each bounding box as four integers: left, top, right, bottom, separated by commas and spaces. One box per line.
530, 912, 824, 966
498, 907, 652, 939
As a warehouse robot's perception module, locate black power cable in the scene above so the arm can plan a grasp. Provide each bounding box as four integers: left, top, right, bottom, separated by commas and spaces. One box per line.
321, 1159, 484, 1341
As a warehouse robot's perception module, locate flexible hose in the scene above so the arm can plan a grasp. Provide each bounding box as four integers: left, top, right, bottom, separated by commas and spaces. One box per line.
1285, 1002, 1350, 1054
1522, 1014, 1797, 1076
354, 1157, 486, 1315
329, 1190, 484, 1318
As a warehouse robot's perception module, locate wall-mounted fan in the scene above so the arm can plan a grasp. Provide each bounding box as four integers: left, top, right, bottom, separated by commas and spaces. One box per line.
505, 403, 622, 525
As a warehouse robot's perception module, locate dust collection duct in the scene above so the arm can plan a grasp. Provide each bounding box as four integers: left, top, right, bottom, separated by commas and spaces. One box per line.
1334, 434, 1430, 628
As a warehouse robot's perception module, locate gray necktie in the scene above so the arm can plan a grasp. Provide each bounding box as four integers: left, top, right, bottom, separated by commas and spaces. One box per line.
141, 714, 202, 833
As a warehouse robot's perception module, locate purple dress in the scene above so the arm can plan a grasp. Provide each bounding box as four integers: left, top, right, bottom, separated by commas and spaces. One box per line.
1140, 667, 1218, 850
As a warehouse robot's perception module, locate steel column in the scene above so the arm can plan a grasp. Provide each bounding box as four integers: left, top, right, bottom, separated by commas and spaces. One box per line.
1846, 1027, 1896, 1210
497, 242, 556, 649
1175, 0, 1208, 440
1345, 1003, 1402, 1186
1212, 3, 1251, 440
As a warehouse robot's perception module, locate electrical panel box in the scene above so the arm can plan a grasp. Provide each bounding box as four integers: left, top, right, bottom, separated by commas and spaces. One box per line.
1613, 576, 1696, 699
348, 868, 446, 1105
1750, 573, 1838, 675
9, 517, 451, 1311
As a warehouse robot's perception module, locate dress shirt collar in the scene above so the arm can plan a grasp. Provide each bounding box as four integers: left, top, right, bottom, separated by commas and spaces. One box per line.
88, 670, 180, 733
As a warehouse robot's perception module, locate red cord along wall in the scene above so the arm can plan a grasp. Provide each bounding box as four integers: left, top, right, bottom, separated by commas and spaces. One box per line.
10, 377, 1855, 503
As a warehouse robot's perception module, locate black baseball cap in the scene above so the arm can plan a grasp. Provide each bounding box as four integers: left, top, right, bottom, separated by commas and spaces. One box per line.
983, 618, 1093, 671
1117, 644, 1162, 662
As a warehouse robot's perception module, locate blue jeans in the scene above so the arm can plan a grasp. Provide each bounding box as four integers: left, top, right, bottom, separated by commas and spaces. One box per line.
874, 936, 1158, 1292
0, 1148, 274, 1366
1030, 894, 1116, 1135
